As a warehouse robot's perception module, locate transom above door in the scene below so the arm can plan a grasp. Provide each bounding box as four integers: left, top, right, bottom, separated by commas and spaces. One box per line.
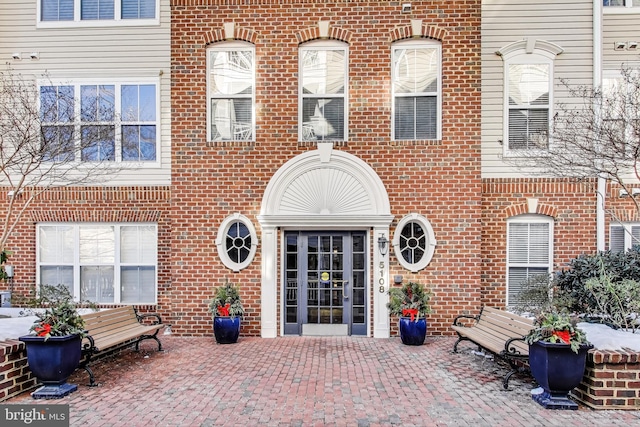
284, 231, 367, 336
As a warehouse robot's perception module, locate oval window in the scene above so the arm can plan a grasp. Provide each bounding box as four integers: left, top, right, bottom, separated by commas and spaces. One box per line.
216, 214, 258, 271
393, 214, 436, 272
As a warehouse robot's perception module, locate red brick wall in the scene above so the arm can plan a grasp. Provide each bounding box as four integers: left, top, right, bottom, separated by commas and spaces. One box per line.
0, 340, 34, 402
171, 1, 482, 336
481, 178, 599, 307
0, 186, 173, 323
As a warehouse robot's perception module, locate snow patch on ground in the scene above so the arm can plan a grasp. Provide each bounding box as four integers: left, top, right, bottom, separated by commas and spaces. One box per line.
578, 322, 640, 352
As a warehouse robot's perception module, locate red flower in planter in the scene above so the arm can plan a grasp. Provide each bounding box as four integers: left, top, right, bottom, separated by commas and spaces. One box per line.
402, 308, 419, 322
217, 304, 231, 317
552, 330, 571, 344
34, 323, 51, 337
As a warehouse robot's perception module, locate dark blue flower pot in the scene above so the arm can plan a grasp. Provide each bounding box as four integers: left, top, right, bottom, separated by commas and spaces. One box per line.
213, 316, 241, 344
529, 341, 593, 410
399, 317, 427, 346
19, 334, 82, 399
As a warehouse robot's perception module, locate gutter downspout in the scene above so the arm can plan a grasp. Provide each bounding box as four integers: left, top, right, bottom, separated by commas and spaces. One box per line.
594, 0, 605, 252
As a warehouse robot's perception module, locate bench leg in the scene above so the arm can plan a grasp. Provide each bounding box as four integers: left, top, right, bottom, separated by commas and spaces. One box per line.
81, 364, 97, 387
135, 335, 163, 352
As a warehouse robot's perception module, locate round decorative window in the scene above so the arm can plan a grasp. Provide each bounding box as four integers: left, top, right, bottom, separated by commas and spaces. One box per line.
393, 214, 436, 272
216, 214, 258, 272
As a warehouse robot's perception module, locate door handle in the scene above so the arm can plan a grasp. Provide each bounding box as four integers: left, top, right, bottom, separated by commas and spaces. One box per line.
343, 280, 349, 300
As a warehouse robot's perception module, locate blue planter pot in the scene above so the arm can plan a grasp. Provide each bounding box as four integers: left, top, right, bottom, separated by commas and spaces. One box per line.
529, 341, 593, 410
399, 317, 427, 346
19, 334, 82, 399
213, 316, 241, 344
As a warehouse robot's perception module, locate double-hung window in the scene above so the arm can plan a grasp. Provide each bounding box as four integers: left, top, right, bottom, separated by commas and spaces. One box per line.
505, 60, 551, 151
610, 223, 640, 252
37, 223, 158, 304
208, 43, 255, 142
299, 40, 347, 142
506, 215, 553, 306
392, 40, 441, 140
40, 81, 158, 163
39, 0, 157, 24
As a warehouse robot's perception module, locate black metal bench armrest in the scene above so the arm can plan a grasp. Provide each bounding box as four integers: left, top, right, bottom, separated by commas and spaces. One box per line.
452, 314, 479, 327
503, 336, 528, 359
136, 312, 163, 325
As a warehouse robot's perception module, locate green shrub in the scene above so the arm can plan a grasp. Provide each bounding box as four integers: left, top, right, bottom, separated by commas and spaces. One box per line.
554, 247, 640, 314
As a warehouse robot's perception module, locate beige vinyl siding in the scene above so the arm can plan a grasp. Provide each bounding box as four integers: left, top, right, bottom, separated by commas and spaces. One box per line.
602, 14, 640, 69
481, 0, 594, 178
0, 1, 171, 187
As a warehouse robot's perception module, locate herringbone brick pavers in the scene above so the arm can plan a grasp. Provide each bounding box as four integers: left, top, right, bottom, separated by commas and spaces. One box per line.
6, 335, 640, 426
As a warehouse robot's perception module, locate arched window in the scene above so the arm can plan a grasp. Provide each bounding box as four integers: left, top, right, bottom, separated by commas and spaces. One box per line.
392, 214, 436, 272
498, 39, 563, 154
392, 39, 442, 140
216, 214, 258, 271
299, 40, 348, 142
207, 41, 255, 142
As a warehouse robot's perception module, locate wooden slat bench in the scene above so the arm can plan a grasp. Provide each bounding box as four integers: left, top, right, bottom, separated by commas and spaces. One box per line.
451, 306, 534, 389
79, 306, 164, 386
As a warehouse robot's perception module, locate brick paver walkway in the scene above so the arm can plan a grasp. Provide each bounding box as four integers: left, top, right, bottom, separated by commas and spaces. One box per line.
6, 335, 640, 426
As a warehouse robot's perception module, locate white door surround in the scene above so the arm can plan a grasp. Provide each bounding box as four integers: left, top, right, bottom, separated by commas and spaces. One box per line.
258, 143, 393, 338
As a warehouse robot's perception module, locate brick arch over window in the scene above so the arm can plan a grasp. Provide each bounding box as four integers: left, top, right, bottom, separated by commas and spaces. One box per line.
204, 26, 258, 45
610, 208, 640, 222
390, 23, 447, 43
295, 25, 354, 44
503, 203, 557, 219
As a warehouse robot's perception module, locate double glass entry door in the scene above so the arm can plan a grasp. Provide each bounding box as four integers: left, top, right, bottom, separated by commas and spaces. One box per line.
284, 231, 367, 336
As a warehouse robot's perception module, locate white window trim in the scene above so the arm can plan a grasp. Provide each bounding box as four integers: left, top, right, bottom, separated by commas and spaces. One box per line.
298, 39, 349, 142
207, 41, 256, 143
498, 40, 563, 157
36, 222, 158, 305
38, 77, 161, 167
36, 0, 160, 28
506, 215, 554, 306
216, 214, 258, 272
391, 39, 442, 141
392, 213, 436, 272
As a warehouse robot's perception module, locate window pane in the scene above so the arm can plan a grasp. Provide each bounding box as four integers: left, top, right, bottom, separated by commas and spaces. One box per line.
42, 125, 75, 162
122, 0, 155, 19
81, 0, 114, 20
301, 98, 344, 140
122, 125, 156, 161
121, 266, 155, 303
508, 64, 549, 106
41, 86, 74, 123
39, 225, 74, 263
42, 0, 74, 21
81, 85, 115, 122
40, 267, 73, 293
81, 266, 114, 303
81, 125, 115, 161
80, 226, 114, 263
301, 50, 345, 95
122, 84, 156, 121
210, 50, 254, 96
210, 99, 252, 141
394, 96, 437, 139
394, 48, 438, 94
610, 225, 625, 253
121, 225, 156, 263
508, 109, 549, 149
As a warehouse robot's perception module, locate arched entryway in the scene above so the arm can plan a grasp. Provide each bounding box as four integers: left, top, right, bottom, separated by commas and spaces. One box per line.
258, 143, 393, 338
